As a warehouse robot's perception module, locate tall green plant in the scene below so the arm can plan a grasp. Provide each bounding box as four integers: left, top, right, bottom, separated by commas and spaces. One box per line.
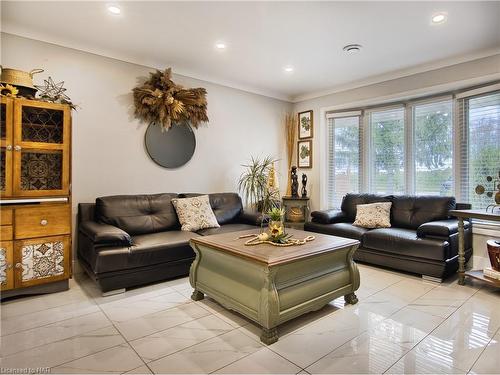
237, 156, 276, 210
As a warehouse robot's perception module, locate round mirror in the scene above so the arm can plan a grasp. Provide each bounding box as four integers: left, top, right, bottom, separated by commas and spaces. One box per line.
145, 122, 196, 168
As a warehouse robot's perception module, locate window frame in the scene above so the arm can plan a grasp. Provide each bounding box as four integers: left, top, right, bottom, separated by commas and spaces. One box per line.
322, 83, 499, 209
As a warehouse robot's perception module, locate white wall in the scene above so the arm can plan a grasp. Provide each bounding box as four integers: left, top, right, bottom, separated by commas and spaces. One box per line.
292, 54, 500, 212
1, 33, 292, 212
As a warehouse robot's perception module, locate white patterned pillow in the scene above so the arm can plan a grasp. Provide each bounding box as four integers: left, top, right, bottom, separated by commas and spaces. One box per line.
171, 195, 220, 232
353, 202, 392, 229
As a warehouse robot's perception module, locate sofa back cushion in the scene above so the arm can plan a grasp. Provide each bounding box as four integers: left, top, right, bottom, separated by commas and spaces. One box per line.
96, 193, 179, 235
391, 195, 456, 229
341, 193, 393, 221
179, 193, 243, 225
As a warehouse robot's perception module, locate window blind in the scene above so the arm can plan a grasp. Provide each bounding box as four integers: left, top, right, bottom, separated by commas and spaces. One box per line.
327, 115, 361, 208
412, 100, 454, 196
368, 107, 405, 194
324, 83, 499, 210
457, 91, 500, 208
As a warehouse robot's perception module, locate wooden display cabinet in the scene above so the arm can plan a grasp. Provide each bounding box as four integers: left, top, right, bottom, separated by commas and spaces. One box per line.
0, 97, 72, 298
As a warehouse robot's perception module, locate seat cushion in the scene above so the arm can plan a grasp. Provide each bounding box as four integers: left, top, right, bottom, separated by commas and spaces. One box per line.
197, 223, 256, 236
391, 195, 455, 229
179, 193, 243, 225
91, 231, 198, 273
363, 227, 450, 261
305, 222, 369, 242
96, 193, 179, 235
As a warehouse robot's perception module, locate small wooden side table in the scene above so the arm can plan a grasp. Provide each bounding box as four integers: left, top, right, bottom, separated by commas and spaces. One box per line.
282, 196, 310, 230
449, 209, 500, 287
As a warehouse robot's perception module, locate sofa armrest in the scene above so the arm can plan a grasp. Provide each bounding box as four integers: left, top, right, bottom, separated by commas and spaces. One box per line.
311, 209, 347, 224
417, 219, 471, 238
238, 211, 268, 226
79, 221, 132, 246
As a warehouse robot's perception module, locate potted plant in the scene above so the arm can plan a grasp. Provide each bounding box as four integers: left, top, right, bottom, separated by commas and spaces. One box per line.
237, 156, 278, 211
268, 207, 285, 234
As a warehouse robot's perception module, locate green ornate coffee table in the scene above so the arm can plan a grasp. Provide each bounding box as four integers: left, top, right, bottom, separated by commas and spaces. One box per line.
189, 228, 360, 344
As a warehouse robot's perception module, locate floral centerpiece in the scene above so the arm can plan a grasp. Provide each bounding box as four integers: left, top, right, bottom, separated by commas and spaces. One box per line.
262, 208, 291, 244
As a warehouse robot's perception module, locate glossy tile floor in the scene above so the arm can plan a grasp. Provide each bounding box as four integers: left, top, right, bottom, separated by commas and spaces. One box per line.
1, 264, 499, 374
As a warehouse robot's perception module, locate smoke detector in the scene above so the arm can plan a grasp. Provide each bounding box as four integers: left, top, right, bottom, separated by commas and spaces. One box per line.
343, 44, 362, 54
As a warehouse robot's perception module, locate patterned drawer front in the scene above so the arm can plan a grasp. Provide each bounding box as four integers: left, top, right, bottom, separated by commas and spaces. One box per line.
0, 241, 14, 290
1, 225, 13, 240
15, 235, 70, 287
15, 204, 70, 239
1, 246, 8, 285
21, 240, 64, 282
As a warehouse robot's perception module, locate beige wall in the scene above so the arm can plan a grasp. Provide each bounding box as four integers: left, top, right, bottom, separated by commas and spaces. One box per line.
1, 33, 292, 215
292, 54, 500, 212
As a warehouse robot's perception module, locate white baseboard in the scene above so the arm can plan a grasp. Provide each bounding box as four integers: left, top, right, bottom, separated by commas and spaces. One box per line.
470, 255, 491, 270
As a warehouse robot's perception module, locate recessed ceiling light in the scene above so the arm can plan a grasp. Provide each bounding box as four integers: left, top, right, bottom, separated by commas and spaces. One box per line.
343, 44, 362, 54
107, 5, 121, 15
284, 66, 294, 73
215, 42, 226, 50
431, 12, 447, 24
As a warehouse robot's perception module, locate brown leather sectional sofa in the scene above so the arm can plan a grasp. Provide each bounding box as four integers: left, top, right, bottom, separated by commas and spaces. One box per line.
305, 194, 473, 281
78, 192, 263, 293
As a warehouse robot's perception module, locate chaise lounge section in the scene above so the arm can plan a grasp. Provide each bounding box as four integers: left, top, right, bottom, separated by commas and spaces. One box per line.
78, 192, 263, 293
305, 194, 473, 281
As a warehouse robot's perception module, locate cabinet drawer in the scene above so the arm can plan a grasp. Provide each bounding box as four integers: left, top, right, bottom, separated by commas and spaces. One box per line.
1, 226, 13, 240
15, 205, 71, 239
1, 209, 13, 225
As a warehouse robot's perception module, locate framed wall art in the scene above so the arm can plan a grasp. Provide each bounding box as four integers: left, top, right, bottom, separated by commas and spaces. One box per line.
298, 110, 313, 139
297, 140, 312, 168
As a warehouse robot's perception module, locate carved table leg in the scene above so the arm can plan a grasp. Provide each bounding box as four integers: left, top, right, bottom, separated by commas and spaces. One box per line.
344, 292, 358, 305
260, 327, 278, 345
191, 290, 204, 301
458, 217, 465, 286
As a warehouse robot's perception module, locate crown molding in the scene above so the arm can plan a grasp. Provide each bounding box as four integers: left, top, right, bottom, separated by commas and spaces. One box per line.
291, 48, 500, 103
1, 30, 293, 102
3, 27, 498, 105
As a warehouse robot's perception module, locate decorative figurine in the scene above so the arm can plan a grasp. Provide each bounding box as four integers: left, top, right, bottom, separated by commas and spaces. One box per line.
301, 173, 308, 198
291, 166, 299, 198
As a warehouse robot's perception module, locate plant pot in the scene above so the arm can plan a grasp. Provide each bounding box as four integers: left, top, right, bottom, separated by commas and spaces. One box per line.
268, 220, 284, 238
487, 239, 500, 271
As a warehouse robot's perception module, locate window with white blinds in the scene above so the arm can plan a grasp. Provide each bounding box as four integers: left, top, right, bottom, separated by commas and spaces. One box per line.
413, 100, 454, 196
327, 115, 361, 208
368, 108, 405, 194
458, 91, 500, 208
324, 83, 499, 209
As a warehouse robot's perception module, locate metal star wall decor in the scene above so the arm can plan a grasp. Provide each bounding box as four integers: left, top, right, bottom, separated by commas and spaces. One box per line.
35, 76, 77, 109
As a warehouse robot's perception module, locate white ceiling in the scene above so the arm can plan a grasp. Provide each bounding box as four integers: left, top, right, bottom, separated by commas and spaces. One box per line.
2, 1, 500, 102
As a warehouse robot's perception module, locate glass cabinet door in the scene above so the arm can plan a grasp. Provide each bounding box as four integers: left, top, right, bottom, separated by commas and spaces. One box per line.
0, 97, 13, 197
12, 100, 70, 197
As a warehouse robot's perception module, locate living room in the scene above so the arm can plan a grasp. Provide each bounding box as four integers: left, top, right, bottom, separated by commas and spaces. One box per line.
0, 1, 499, 374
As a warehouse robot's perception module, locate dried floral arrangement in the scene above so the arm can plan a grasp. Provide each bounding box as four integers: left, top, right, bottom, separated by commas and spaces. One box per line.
284, 113, 297, 195
133, 68, 209, 130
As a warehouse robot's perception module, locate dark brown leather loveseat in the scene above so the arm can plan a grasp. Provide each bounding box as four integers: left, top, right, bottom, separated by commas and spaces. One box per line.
78, 192, 263, 293
304, 194, 473, 281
